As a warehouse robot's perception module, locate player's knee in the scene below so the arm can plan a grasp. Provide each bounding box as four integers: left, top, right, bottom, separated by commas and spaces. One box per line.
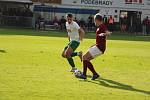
83, 55, 87, 61
66, 54, 71, 58
65, 51, 71, 58
62, 52, 66, 58
83, 55, 91, 61
62, 54, 66, 58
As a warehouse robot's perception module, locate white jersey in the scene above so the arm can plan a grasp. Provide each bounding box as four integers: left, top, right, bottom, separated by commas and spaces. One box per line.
66, 21, 80, 42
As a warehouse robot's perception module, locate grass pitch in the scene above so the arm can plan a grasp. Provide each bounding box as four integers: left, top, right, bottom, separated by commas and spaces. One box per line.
0, 28, 150, 100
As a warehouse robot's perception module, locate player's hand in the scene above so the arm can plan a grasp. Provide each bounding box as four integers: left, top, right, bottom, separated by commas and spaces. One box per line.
79, 36, 83, 41
99, 32, 112, 37
99, 33, 105, 37
67, 29, 71, 33
108, 32, 112, 35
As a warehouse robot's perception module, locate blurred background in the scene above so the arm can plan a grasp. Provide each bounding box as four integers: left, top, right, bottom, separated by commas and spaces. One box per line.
0, 0, 150, 35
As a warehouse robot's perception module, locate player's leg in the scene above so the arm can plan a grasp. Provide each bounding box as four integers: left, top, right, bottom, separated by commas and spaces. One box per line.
62, 45, 68, 58
62, 43, 75, 69
65, 46, 73, 58
72, 51, 83, 61
62, 43, 75, 70
62, 41, 75, 58
69, 41, 81, 57
78, 51, 92, 79
69, 41, 83, 61
62, 41, 78, 72
62, 41, 81, 72
65, 46, 77, 72
71, 52, 81, 57
83, 52, 98, 78
80, 45, 102, 80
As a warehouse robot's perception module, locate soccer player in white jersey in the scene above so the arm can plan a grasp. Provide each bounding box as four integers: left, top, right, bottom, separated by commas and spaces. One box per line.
62, 13, 85, 72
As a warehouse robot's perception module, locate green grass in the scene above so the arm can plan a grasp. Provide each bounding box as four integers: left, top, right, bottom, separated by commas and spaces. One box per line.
0, 28, 150, 100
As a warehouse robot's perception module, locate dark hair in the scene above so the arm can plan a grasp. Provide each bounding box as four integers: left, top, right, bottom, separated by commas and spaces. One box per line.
66, 13, 73, 18
94, 13, 103, 21
146, 16, 149, 19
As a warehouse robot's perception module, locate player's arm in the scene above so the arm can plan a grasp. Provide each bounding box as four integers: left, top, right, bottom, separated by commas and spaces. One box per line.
99, 31, 112, 36
78, 28, 85, 41
75, 22, 85, 41
67, 29, 71, 41
67, 29, 71, 33
68, 35, 70, 41
66, 22, 71, 41
99, 24, 112, 36
105, 30, 112, 36
66, 22, 71, 33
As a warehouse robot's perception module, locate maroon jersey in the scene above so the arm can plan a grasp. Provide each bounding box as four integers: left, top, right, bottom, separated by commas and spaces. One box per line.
96, 24, 108, 53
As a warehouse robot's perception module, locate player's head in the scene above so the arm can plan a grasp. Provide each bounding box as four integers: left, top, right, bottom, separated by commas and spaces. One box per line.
94, 13, 103, 26
66, 13, 73, 24
146, 16, 149, 19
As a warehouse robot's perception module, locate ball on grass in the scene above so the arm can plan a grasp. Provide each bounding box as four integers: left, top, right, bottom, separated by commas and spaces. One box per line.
74, 69, 82, 77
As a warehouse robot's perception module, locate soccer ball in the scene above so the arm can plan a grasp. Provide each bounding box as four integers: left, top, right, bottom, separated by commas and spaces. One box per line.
74, 69, 82, 77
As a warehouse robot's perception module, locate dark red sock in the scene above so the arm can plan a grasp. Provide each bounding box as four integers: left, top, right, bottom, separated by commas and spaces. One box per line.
83, 60, 97, 75
87, 61, 97, 75
83, 60, 88, 75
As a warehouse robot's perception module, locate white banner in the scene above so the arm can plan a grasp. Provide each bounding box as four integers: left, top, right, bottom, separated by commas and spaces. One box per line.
62, 0, 150, 9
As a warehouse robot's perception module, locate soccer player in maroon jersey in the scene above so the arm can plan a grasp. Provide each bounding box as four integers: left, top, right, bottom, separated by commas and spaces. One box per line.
80, 13, 111, 80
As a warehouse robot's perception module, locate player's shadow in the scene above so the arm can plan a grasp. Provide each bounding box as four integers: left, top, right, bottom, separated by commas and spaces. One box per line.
81, 77, 150, 95
0, 50, 6, 53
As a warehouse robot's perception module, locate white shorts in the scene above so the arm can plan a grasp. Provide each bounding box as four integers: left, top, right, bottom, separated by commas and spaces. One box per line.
88, 45, 103, 58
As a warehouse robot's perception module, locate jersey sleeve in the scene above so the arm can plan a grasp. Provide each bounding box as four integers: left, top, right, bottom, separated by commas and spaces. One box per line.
66, 22, 70, 30
74, 22, 80, 30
